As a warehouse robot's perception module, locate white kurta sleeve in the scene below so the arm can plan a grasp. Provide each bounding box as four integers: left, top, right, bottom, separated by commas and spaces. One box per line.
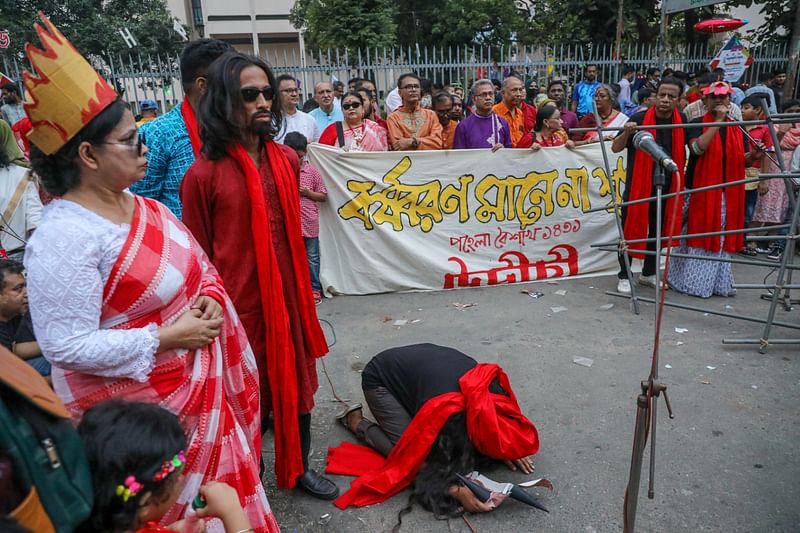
24, 208, 159, 382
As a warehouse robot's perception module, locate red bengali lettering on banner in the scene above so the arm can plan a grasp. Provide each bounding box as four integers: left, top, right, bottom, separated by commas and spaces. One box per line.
443, 244, 579, 289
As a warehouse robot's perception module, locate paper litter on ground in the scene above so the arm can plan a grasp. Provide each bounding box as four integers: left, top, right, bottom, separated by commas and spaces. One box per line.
675, 327, 689, 333
554, 289, 567, 296
573, 356, 593, 368
550, 306, 568, 313
392, 319, 407, 326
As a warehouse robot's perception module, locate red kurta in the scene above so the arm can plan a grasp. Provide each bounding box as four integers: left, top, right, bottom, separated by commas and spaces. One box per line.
180, 144, 320, 415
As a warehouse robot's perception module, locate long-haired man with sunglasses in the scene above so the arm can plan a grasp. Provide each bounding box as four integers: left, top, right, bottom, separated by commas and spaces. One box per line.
181, 52, 338, 501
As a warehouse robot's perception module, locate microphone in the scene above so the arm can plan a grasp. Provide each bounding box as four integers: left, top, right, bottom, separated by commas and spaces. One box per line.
632, 131, 679, 174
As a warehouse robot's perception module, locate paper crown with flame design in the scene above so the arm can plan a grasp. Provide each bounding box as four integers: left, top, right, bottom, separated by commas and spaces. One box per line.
22, 12, 118, 155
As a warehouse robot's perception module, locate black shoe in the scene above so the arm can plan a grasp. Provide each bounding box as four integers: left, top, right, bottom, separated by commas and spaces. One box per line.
296, 469, 339, 500
767, 247, 782, 261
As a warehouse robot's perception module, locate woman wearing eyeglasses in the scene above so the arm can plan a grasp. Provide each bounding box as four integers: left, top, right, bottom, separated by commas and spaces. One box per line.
319, 91, 388, 151
23, 19, 276, 530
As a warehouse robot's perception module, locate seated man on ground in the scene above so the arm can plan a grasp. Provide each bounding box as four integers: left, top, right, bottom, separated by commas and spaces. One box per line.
330, 343, 539, 516
0, 258, 49, 378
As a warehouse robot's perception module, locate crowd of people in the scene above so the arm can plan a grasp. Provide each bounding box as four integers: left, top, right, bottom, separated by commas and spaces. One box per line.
0, 15, 798, 532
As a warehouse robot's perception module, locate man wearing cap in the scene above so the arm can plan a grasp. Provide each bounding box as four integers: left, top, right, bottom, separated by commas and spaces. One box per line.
130, 39, 233, 219
684, 72, 743, 122
136, 99, 158, 127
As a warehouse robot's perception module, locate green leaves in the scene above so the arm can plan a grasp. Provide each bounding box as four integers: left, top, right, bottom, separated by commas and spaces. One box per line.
0, 0, 188, 60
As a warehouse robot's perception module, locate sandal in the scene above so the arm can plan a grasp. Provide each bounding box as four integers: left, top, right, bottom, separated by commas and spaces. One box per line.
335, 403, 362, 431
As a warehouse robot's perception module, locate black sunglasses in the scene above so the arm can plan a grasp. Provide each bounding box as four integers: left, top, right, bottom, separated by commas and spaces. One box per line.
342, 101, 362, 110
241, 86, 274, 102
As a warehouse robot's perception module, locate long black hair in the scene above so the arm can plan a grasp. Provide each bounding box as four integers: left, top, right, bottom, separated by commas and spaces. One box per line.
0, 142, 9, 168
198, 52, 283, 160
393, 412, 490, 531
29, 99, 127, 196
77, 400, 187, 533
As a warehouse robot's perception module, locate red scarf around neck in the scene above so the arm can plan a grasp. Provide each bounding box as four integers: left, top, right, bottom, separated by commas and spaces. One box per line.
687, 113, 746, 252
180, 99, 201, 157
229, 140, 329, 489
623, 107, 685, 258
326, 364, 539, 509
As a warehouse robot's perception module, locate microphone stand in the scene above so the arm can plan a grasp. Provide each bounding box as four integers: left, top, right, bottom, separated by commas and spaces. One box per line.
623, 162, 675, 533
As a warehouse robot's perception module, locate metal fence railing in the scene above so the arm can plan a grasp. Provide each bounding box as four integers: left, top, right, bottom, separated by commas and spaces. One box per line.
2, 41, 793, 115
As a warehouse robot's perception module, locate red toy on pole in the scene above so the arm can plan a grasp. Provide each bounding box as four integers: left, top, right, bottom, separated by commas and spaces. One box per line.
694, 18, 748, 33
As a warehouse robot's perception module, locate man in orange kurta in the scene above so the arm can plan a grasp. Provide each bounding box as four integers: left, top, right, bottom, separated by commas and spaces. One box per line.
386, 73, 442, 150
493, 75, 536, 148
433, 92, 457, 149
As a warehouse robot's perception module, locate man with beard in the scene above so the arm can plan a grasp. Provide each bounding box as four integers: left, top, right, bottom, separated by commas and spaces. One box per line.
0, 84, 25, 126
433, 92, 457, 149
355, 79, 388, 129
547, 80, 578, 133
570, 64, 601, 118
769, 68, 786, 110
309, 81, 343, 135
611, 77, 687, 294
275, 74, 319, 143
493, 75, 536, 148
181, 53, 337, 500
453, 80, 512, 150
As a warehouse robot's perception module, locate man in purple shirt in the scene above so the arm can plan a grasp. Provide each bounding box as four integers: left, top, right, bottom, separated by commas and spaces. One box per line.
547, 80, 579, 133
453, 80, 512, 150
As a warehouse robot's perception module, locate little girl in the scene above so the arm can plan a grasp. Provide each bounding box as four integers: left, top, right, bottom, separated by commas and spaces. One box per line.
77, 400, 253, 533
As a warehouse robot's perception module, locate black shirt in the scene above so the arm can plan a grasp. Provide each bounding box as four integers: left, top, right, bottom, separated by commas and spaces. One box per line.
622, 110, 688, 201
362, 343, 502, 416
0, 311, 35, 350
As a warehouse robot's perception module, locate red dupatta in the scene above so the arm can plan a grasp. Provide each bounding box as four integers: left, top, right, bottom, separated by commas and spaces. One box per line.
686, 113, 746, 252
228, 140, 329, 489
623, 107, 685, 258
56, 197, 277, 532
326, 364, 539, 509
180, 99, 201, 157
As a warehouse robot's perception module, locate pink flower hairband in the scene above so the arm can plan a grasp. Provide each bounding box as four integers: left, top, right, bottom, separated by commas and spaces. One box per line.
116, 450, 186, 502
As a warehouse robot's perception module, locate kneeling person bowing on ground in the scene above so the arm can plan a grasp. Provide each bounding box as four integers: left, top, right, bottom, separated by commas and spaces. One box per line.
328, 343, 539, 516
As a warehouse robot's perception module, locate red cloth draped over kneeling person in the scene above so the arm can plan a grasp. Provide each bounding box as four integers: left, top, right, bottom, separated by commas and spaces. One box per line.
326, 363, 539, 509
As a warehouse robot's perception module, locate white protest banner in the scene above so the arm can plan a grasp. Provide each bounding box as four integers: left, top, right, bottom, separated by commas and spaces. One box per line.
308, 144, 626, 295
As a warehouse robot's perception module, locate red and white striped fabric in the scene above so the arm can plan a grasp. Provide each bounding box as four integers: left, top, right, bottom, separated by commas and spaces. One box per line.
52, 196, 278, 533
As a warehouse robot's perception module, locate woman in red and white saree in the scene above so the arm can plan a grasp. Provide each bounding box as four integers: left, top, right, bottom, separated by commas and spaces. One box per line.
25, 103, 278, 533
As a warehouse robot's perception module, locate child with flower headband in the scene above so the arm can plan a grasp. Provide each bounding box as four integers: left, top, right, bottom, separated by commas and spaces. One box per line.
77, 400, 253, 533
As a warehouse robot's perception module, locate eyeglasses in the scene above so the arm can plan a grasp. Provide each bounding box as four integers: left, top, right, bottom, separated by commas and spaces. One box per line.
241, 86, 274, 102
342, 101, 362, 110
99, 136, 144, 155
475, 91, 495, 99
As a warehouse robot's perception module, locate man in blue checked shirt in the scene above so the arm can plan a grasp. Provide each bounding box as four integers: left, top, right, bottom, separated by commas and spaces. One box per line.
132, 39, 232, 218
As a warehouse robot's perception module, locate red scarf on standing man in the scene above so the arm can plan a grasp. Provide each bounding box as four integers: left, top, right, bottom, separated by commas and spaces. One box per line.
623, 107, 685, 258
180, 99, 202, 157
686, 112, 746, 252
227, 140, 330, 489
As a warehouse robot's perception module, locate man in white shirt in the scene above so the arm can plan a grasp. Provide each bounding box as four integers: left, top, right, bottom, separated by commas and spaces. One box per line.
309, 81, 343, 134
385, 86, 403, 113
275, 74, 319, 143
